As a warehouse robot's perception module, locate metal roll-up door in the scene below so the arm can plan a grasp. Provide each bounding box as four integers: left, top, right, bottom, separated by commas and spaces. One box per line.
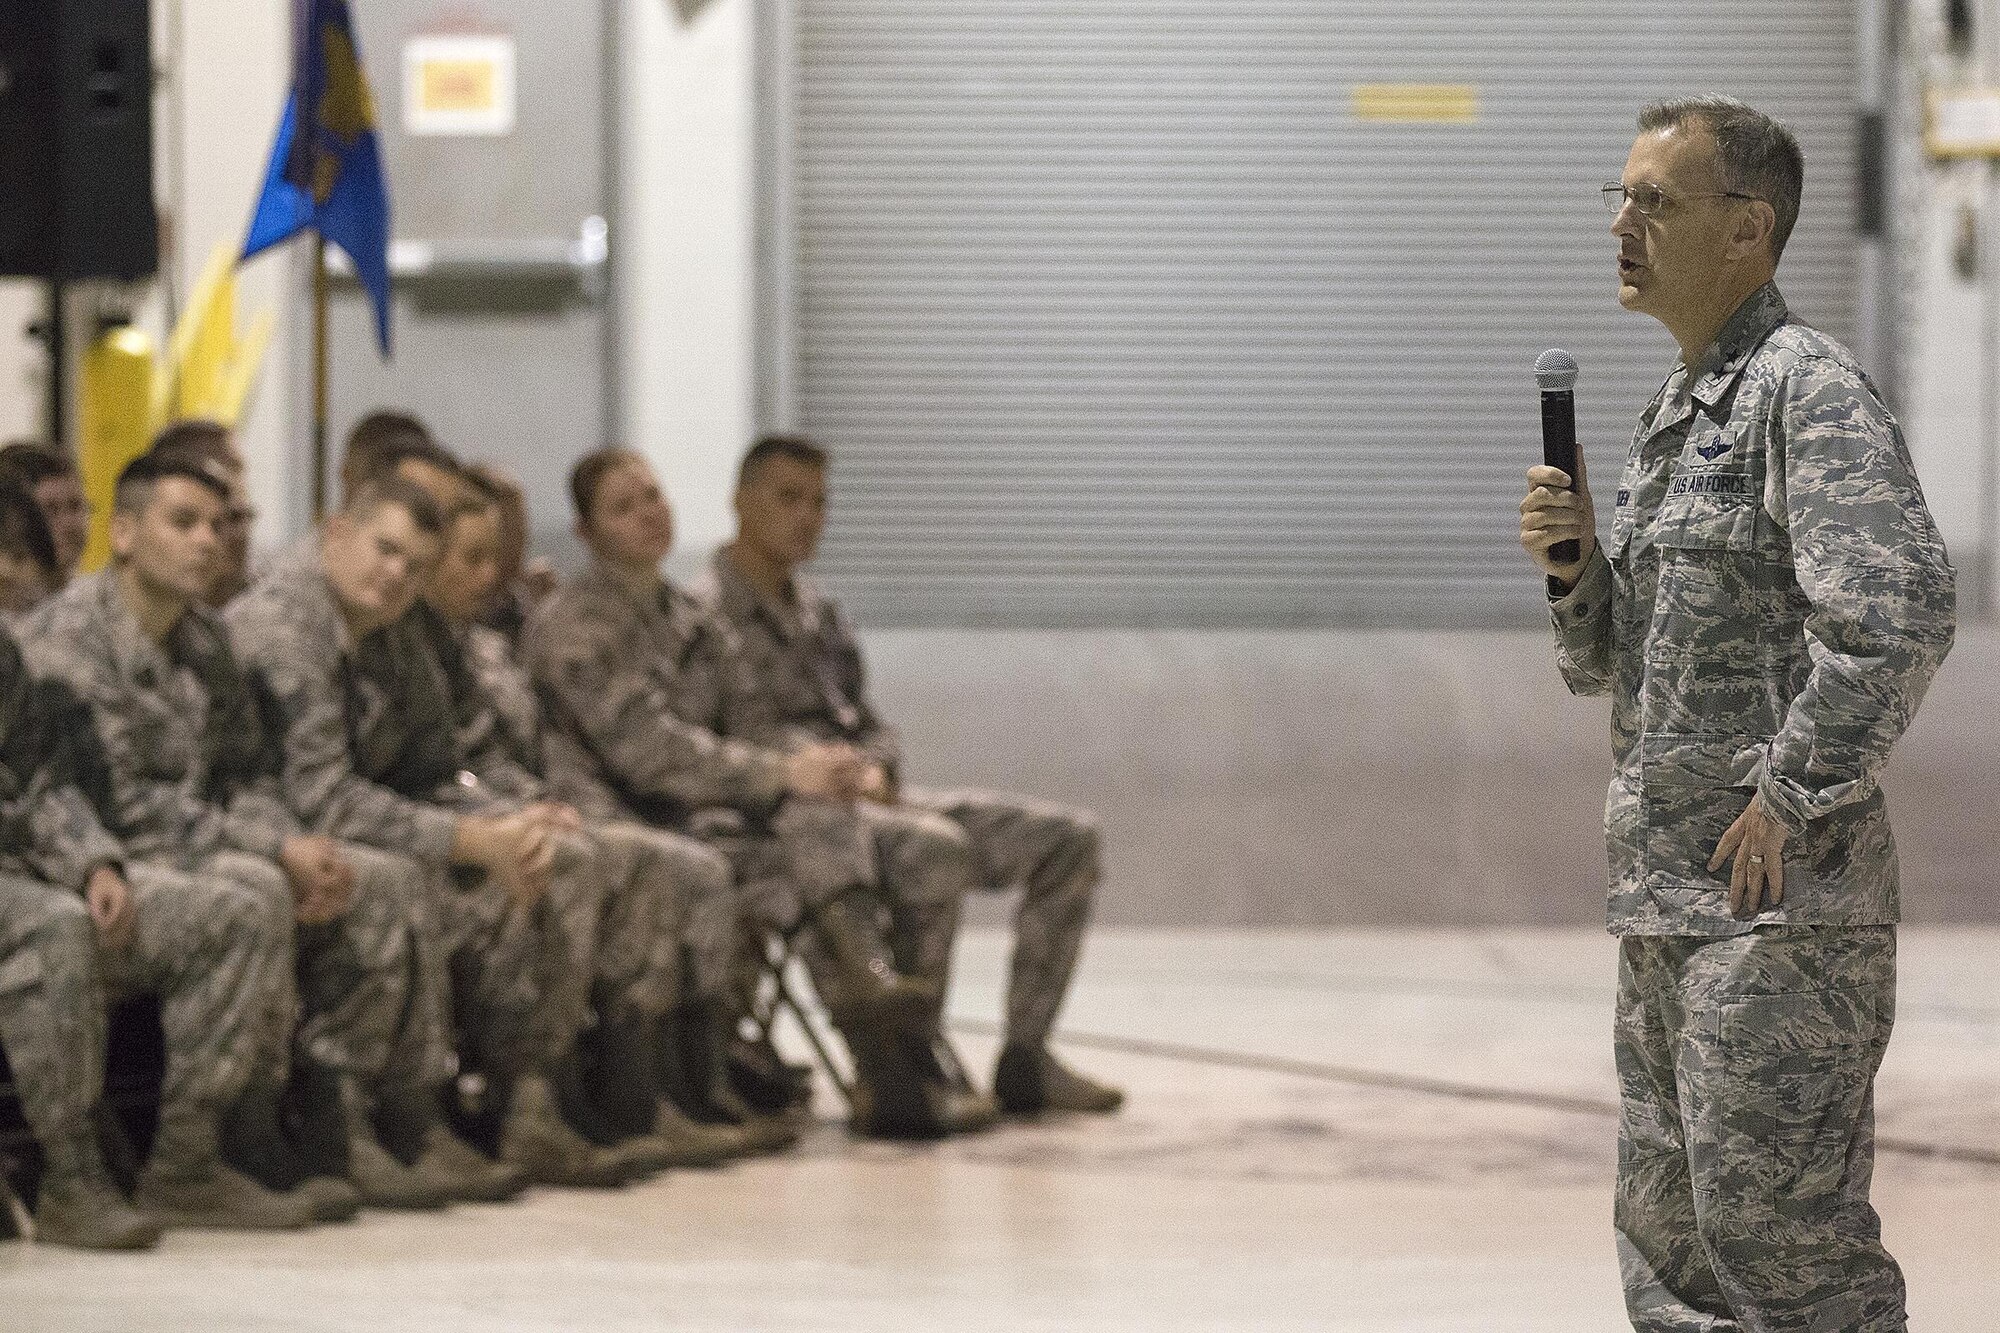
774, 1, 1857, 627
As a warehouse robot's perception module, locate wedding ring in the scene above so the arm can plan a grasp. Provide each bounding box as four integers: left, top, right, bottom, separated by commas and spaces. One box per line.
1747, 855, 1765, 865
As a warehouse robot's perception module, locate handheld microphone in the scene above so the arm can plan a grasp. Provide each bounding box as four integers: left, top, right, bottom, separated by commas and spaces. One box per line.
1534, 349, 1581, 565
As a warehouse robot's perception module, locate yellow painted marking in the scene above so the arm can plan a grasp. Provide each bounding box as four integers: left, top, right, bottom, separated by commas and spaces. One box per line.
1352, 83, 1480, 125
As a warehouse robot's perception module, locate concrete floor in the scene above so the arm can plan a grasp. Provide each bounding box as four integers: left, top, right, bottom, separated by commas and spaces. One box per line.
2, 926, 1995, 1332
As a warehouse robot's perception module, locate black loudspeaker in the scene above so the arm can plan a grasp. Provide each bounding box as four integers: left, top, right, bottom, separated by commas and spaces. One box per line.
0, 0, 157, 281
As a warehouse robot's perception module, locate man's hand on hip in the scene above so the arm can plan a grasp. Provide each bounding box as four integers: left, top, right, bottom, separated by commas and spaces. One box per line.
1709, 794, 1791, 917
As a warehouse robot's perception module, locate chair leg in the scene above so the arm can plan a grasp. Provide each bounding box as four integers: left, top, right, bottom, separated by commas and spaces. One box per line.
766, 931, 858, 1110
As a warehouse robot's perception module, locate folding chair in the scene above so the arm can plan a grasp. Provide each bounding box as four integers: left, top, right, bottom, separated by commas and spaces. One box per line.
740, 887, 982, 1118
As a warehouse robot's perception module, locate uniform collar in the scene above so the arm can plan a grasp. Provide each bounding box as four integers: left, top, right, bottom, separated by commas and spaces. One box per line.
85, 568, 181, 687
708, 546, 818, 643
1685, 281, 1788, 410
583, 558, 699, 640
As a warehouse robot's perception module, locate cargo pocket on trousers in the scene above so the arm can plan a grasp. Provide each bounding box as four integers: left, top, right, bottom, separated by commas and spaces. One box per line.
1719, 985, 1888, 1219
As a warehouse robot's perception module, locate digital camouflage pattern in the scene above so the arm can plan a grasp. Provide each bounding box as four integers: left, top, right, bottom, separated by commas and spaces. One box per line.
1615, 927, 1903, 1333
522, 561, 887, 935
419, 601, 736, 1014
0, 874, 107, 1147
694, 550, 1100, 1045
20, 572, 451, 1086
0, 623, 282, 1146
226, 556, 581, 1075
1550, 283, 1955, 938
1548, 284, 1948, 1333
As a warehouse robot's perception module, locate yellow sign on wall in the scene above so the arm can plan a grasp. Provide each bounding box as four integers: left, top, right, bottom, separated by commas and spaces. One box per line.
1926, 87, 2000, 159
404, 34, 517, 137
1353, 84, 1481, 125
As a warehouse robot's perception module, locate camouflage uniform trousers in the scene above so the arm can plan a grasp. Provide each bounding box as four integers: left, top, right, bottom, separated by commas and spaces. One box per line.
873, 789, 1101, 1046
1616, 925, 1906, 1333
584, 820, 738, 1018
192, 846, 453, 1095
0, 865, 283, 1147
688, 798, 919, 1004
416, 821, 712, 1077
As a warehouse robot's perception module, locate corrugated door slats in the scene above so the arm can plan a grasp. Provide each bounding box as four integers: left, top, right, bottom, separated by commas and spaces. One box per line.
789, 1, 1857, 627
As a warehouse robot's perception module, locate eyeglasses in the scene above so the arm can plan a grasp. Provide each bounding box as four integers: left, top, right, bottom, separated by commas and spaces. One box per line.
1601, 182, 1761, 217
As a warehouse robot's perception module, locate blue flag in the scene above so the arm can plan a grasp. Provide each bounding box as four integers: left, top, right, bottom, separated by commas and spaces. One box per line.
242, 0, 393, 355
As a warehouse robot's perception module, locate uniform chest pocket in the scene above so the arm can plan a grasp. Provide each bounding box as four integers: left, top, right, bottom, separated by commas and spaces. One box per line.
1654, 490, 1759, 551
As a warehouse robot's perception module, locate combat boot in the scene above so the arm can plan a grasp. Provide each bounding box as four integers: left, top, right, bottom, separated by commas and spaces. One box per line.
32, 1124, 160, 1251
547, 1044, 677, 1180
665, 1003, 799, 1155
220, 1078, 360, 1222
994, 1044, 1125, 1116
337, 1079, 450, 1211
496, 1071, 633, 1188
726, 1036, 814, 1116
406, 1120, 527, 1203
837, 1011, 951, 1140
133, 1108, 317, 1231
805, 897, 939, 1027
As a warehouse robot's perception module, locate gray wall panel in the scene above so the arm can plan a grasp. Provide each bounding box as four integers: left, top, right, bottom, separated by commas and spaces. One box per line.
786, 1, 1859, 627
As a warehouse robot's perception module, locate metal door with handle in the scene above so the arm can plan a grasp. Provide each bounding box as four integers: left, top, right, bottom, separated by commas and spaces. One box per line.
309, 0, 614, 569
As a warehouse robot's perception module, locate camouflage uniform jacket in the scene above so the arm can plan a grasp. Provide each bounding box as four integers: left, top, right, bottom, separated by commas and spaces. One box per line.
521, 560, 788, 827
689, 549, 902, 776
1550, 283, 1956, 936
226, 556, 499, 866
411, 601, 544, 803
0, 622, 125, 892
20, 570, 298, 866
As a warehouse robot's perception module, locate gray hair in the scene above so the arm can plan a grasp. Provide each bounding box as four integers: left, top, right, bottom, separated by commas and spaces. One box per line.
1638, 96, 1803, 262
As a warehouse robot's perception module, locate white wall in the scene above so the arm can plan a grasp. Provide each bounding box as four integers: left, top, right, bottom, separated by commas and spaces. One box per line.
0, 285, 42, 443
1894, 0, 2000, 618
618, 0, 757, 578
168, 0, 297, 553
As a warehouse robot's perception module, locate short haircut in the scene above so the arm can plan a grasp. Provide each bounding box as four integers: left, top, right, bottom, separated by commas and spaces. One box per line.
343, 410, 461, 491
456, 464, 507, 507
738, 433, 829, 488
340, 475, 445, 537
445, 490, 499, 534
0, 479, 59, 577
114, 449, 231, 515
150, 419, 238, 472
1638, 96, 1804, 262
0, 440, 75, 488
569, 448, 645, 528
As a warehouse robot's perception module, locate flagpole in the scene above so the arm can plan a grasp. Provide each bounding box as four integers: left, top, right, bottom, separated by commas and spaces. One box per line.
311, 231, 329, 520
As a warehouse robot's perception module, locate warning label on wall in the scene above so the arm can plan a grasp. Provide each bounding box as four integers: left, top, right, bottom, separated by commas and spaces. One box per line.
404, 34, 517, 137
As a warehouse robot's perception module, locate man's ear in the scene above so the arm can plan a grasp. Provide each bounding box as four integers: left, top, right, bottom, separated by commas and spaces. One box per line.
1730, 199, 1778, 262
107, 509, 138, 562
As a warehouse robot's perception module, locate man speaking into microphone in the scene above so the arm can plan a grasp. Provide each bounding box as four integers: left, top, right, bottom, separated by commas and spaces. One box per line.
1519, 98, 1954, 1332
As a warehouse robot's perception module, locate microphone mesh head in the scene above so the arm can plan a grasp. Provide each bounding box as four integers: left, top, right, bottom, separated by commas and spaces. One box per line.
1535, 348, 1579, 392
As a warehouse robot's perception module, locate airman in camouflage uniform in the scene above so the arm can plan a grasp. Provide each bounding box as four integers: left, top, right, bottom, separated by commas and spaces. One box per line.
1524, 99, 1953, 1332
691, 435, 1122, 1116
21, 570, 474, 1213
226, 479, 647, 1187
0, 620, 308, 1245
418, 487, 777, 1160
524, 449, 989, 1137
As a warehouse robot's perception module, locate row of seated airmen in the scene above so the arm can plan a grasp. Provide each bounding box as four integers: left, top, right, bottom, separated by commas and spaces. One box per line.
0, 417, 1120, 1250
